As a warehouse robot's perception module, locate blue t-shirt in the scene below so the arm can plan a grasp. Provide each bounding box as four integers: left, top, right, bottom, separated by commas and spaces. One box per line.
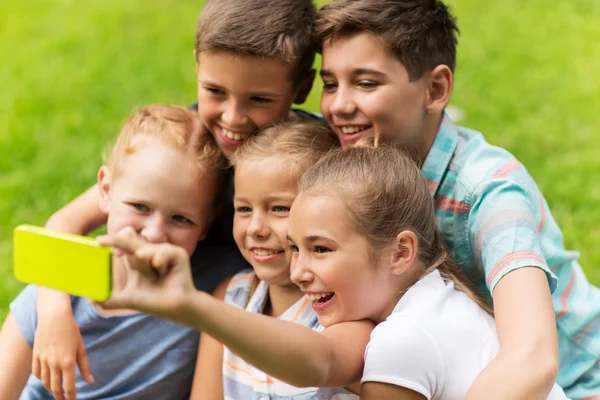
11, 285, 199, 399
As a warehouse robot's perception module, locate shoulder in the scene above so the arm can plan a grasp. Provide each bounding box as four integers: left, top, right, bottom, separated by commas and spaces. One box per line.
363, 314, 445, 398
223, 269, 256, 305
452, 126, 538, 197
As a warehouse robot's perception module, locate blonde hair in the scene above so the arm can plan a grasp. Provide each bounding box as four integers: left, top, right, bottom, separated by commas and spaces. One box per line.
230, 120, 340, 175
104, 105, 228, 204
195, 0, 317, 84
299, 139, 492, 315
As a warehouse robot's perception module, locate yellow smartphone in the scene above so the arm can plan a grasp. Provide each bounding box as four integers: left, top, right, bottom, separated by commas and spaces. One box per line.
13, 224, 112, 301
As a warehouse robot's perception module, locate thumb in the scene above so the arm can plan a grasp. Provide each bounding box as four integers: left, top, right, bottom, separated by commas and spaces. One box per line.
76, 338, 94, 383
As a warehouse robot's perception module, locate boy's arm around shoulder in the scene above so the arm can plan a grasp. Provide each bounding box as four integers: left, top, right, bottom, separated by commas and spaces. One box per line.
189, 277, 231, 400
0, 313, 33, 400
34, 184, 104, 395
466, 178, 558, 399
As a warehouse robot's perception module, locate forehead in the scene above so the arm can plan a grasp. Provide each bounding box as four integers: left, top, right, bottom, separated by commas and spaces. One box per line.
197, 50, 295, 96
289, 193, 351, 237
114, 142, 217, 210
321, 32, 408, 77
234, 158, 299, 198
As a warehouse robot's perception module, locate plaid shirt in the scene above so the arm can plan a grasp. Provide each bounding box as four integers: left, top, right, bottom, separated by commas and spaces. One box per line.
424, 114, 600, 399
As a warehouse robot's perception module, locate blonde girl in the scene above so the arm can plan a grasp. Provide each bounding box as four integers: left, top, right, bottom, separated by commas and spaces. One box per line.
190, 120, 358, 399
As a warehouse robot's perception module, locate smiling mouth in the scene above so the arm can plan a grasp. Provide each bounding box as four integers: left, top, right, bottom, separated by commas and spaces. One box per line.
218, 125, 252, 142
307, 292, 335, 303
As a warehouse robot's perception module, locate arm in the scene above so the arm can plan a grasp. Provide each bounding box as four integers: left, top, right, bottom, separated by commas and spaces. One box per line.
0, 313, 34, 400
189, 278, 231, 400
466, 268, 558, 400
360, 382, 426, 400
465, 179, 558, 400
99, 229, 373, 388
34, 184, 105, 398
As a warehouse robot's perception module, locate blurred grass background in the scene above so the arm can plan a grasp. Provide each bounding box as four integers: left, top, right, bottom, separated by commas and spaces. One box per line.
1, 0, 599, 321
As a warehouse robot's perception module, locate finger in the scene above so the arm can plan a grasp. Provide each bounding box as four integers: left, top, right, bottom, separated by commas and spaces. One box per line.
50, 368, 65, 400
76, 340, 94, 383
32, 355, 42, 381
40, 361, 51, 393
100, 227, 147, 255
151, 245, 188, 276
123, 253, 157, 279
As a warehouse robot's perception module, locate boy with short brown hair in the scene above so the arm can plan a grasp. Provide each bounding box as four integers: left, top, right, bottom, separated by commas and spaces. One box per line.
314, 0, 600, 399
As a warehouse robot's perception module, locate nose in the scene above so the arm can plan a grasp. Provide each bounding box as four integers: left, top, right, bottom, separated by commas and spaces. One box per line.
140, 215, 169, 244
290, 251, 313, 286
328, 86, 356, 117
247, 211, 269, 239
221, 99, 249, 127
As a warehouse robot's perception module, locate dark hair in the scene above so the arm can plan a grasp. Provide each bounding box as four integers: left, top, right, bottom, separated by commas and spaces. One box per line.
196, 0, 317, 84
315, 0, 459, 80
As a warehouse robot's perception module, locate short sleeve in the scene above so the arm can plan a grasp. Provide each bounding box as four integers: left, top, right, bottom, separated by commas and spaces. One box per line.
468, 178, 557, 293
9, 285, 39, 348
361, 317, 444, 400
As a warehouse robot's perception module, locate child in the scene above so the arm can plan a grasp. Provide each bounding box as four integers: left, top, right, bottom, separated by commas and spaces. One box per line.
190, 120, 357, 399
0, 105, 228, 399
31, 0, 319, 396
314, 0, 600, 398
97, 142, 568, 399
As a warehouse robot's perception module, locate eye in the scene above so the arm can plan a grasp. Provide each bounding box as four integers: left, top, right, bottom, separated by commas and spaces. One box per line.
205, 87, 225, 96
129, 203, 149, 213
251, 96, 273, 104
235, 206, 252, 213
322, 82, 338, 92
315, 246, 331, 254
357, 80, 379, 90
172, 215, 194, 225
272, 205, 290, 213
289, 244, 299, 252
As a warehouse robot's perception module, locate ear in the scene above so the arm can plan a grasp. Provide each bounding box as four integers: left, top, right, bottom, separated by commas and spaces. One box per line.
425, 65, 453, 115
97, 166, 112, 213
388, 230, 419, 275
293, 68, 316, 105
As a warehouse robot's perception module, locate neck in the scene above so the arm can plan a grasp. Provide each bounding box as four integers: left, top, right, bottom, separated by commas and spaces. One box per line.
414, 113, 444, 164
265, 282, 305, 318
372, 264, 424, 324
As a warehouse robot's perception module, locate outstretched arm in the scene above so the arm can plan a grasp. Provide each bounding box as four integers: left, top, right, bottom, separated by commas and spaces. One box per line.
99, 228, 373, 389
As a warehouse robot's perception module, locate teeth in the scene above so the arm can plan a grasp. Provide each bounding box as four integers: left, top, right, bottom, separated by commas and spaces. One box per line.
222, 127, 250, 141
340, 126, 368, 135
307, 292, 334, 302
252, 249, 280, 256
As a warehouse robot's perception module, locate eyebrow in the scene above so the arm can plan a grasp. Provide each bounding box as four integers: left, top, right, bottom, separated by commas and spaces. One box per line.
199, 80, 283, 98
234, 194, 296, 203
320, 68, 387, 79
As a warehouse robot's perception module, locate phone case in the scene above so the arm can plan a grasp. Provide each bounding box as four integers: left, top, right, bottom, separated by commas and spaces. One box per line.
13, 225, 112, 301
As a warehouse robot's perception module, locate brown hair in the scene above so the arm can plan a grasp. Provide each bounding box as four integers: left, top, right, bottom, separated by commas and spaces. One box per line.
105, 105, 228, 206
195, 0, 317, 85
299, 140, 492, 314
315, 0, 459, 81
230, 119, 340, 176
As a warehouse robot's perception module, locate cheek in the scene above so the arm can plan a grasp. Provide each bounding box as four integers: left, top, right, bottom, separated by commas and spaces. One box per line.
320, 93, 333, 119
247, 104, 290, 130
232, 218, 248, 248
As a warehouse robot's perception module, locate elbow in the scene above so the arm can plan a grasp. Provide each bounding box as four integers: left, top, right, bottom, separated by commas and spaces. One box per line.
512, 346, 559, 390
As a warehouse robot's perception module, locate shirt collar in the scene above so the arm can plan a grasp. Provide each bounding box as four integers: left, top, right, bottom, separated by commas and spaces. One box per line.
421, 112, 459, 197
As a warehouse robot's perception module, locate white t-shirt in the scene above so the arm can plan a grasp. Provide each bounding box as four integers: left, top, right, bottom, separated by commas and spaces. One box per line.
361, 269, 568, 400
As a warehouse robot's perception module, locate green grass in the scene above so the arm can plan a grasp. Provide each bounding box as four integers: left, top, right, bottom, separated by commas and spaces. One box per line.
1, 0, 599, 322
